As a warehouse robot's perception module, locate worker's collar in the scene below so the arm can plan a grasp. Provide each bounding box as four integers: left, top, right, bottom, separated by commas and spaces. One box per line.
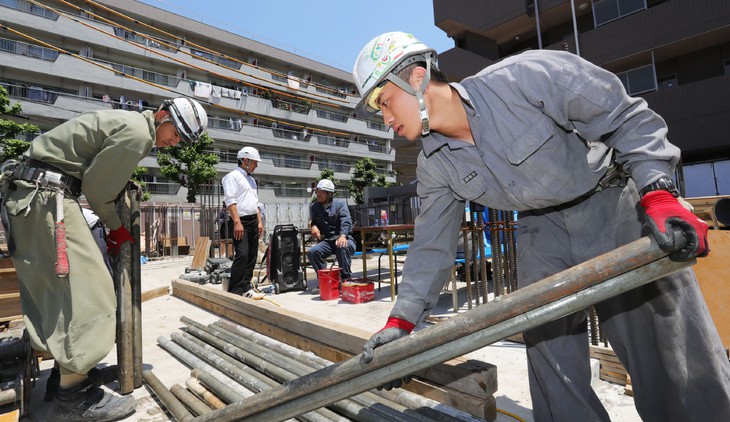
422, 82, 476, 157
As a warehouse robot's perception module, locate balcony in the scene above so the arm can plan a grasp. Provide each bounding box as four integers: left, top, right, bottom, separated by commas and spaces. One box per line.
0, 36, 59, 61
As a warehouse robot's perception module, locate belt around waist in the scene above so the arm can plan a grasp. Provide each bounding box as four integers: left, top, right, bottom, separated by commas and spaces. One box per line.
239, 214, 258, 221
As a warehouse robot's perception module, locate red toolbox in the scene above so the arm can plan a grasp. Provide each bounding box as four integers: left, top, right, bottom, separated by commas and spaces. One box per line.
341, 280, 374, 304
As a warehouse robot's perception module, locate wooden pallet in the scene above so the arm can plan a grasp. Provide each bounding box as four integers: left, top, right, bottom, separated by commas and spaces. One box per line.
0, 258, 21, 323
589, 345, 634, 394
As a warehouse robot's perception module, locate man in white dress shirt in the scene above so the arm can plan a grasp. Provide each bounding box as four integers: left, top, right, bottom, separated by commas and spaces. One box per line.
221, 146, 265, 298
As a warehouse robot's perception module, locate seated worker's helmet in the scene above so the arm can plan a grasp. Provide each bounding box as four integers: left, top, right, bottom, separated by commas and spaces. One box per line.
315, 179, 335, 193
161, 98, 208, 144
237, 146, 261, 162
352, 31, 437, 133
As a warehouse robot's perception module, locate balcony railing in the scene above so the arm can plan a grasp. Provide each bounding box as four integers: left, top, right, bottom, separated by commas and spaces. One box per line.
113, 28, 177, 52
272, 127, 309, 141
0, 0, 59, 19
99, 59, 180, 87
190, 48, 241, 70
315, 134, 350, 148
315, 109, 349, 123
0, 36, 60, 61
208, 116, 244, 131
366, 121, 389, 132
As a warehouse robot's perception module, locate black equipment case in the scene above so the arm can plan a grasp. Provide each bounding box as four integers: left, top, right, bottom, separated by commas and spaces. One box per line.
267, 224, 305, 293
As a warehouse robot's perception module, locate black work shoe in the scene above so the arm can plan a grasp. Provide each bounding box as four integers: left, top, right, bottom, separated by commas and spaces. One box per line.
50, 379, 136, 422
44, 366, 61, 402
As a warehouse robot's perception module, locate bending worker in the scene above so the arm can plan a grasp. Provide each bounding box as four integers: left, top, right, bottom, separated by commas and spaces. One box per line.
307, 178, 356, 294
352, 32, 730, 421
1, 98, 207, 421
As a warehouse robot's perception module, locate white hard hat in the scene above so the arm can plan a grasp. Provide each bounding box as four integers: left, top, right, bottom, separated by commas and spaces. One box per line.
237, 146, 261, 162
352, 32, 436, 119
161, 98, 208, 144
315, 179, 335, 192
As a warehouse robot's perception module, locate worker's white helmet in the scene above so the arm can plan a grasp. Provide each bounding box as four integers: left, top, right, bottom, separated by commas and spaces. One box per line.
352, 32, 437, 118
161, 98, 208, 144
237, 146, 261, 162
315, 179, 335, 193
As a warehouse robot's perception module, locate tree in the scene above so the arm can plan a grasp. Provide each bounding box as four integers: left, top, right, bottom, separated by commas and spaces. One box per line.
348, 157, 390, 205
130, 166, 152, 202
156, 132, 219, 203
0, 86, 38, 162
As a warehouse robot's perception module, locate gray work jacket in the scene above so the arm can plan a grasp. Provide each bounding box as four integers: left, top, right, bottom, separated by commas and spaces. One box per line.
392, 50, 681, 325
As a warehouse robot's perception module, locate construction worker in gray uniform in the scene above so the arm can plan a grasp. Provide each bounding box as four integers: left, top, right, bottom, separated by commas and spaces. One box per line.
0, 97, 207, 421
353, 32, 730, 422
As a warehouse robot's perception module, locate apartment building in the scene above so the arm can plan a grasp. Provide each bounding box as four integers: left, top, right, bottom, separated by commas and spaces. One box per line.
433, 0, 730, 197
0, 0, 395, 203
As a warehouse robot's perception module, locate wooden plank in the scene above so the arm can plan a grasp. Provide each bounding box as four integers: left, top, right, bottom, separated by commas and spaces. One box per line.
171, 280, 497, 406
0, 409, 19, 422
190, 237, 211, 270
693, 230, 730, 350
404, 377, 497, 421
141, 286, 169, 303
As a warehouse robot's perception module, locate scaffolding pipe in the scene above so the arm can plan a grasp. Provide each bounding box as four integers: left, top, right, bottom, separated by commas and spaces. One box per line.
170, 383, 213, 416
193, 236, 691, 421
183, 319, 438, 422
157, 336, 254, 398
185, 377, 226, 410
211, 319, 485, 422
114, 184, 135, 394
190, 369, 242, 405
178, 331, 388, 422
143, 370, 194, 422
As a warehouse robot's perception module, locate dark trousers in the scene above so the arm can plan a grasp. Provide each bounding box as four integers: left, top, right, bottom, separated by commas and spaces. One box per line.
228, 216, 259, 295
518, 180, 730, 422
307, 237, 356, 285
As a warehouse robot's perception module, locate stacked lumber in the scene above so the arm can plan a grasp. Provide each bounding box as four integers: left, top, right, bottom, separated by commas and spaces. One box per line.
0, 259, 21, 323
172, 279, 498, 420
589, 345, 633, 393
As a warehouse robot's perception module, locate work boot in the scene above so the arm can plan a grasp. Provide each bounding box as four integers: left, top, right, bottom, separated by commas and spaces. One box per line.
50, 379, 136, 422
44, 365, 61, 402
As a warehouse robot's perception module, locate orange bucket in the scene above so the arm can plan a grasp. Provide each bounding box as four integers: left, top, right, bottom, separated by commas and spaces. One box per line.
317, 267, 340, 301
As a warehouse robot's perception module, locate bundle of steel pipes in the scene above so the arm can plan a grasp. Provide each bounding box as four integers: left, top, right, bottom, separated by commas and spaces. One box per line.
149, 317, 484, 422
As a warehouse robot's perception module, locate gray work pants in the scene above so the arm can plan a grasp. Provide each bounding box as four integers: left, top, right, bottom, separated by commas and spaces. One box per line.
517, 180, 730, 422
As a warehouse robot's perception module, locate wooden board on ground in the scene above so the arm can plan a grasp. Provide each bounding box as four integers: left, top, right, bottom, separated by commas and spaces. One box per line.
141, 286, 169, 303
172, 279, 498, 419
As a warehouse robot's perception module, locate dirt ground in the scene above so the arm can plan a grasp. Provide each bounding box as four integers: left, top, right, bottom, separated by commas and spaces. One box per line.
19, 253, 641, 421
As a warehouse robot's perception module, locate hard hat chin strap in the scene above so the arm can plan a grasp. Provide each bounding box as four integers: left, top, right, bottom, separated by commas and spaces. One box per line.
386, 55, 433, 136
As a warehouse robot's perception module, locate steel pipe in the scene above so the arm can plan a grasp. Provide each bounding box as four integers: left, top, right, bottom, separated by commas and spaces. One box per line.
143, 370, 193, 422
212, 319, 483, 422
194, 237, 691, 421
130, 185, 143, 388
183, 320, 435, 422
185, 377, 226, 410
190, 368, 242, 405
171, 383, 212, 416
115, 185, 134, 394
157, 336, 254, 398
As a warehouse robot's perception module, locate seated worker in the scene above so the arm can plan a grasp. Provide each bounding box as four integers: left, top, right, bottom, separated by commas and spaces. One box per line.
307, 179, 356, 294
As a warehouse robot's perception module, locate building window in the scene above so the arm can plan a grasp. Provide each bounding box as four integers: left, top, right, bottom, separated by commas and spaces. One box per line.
683, 160, 730, 197
657, 74, 677, 90
616, 63, 657, 95
594, 0, 646, 27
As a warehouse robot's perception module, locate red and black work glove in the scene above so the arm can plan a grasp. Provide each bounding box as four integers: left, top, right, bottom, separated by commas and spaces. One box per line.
106, 226, 135, 256
361, 317, 415, 390
642, 190, 709, 261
